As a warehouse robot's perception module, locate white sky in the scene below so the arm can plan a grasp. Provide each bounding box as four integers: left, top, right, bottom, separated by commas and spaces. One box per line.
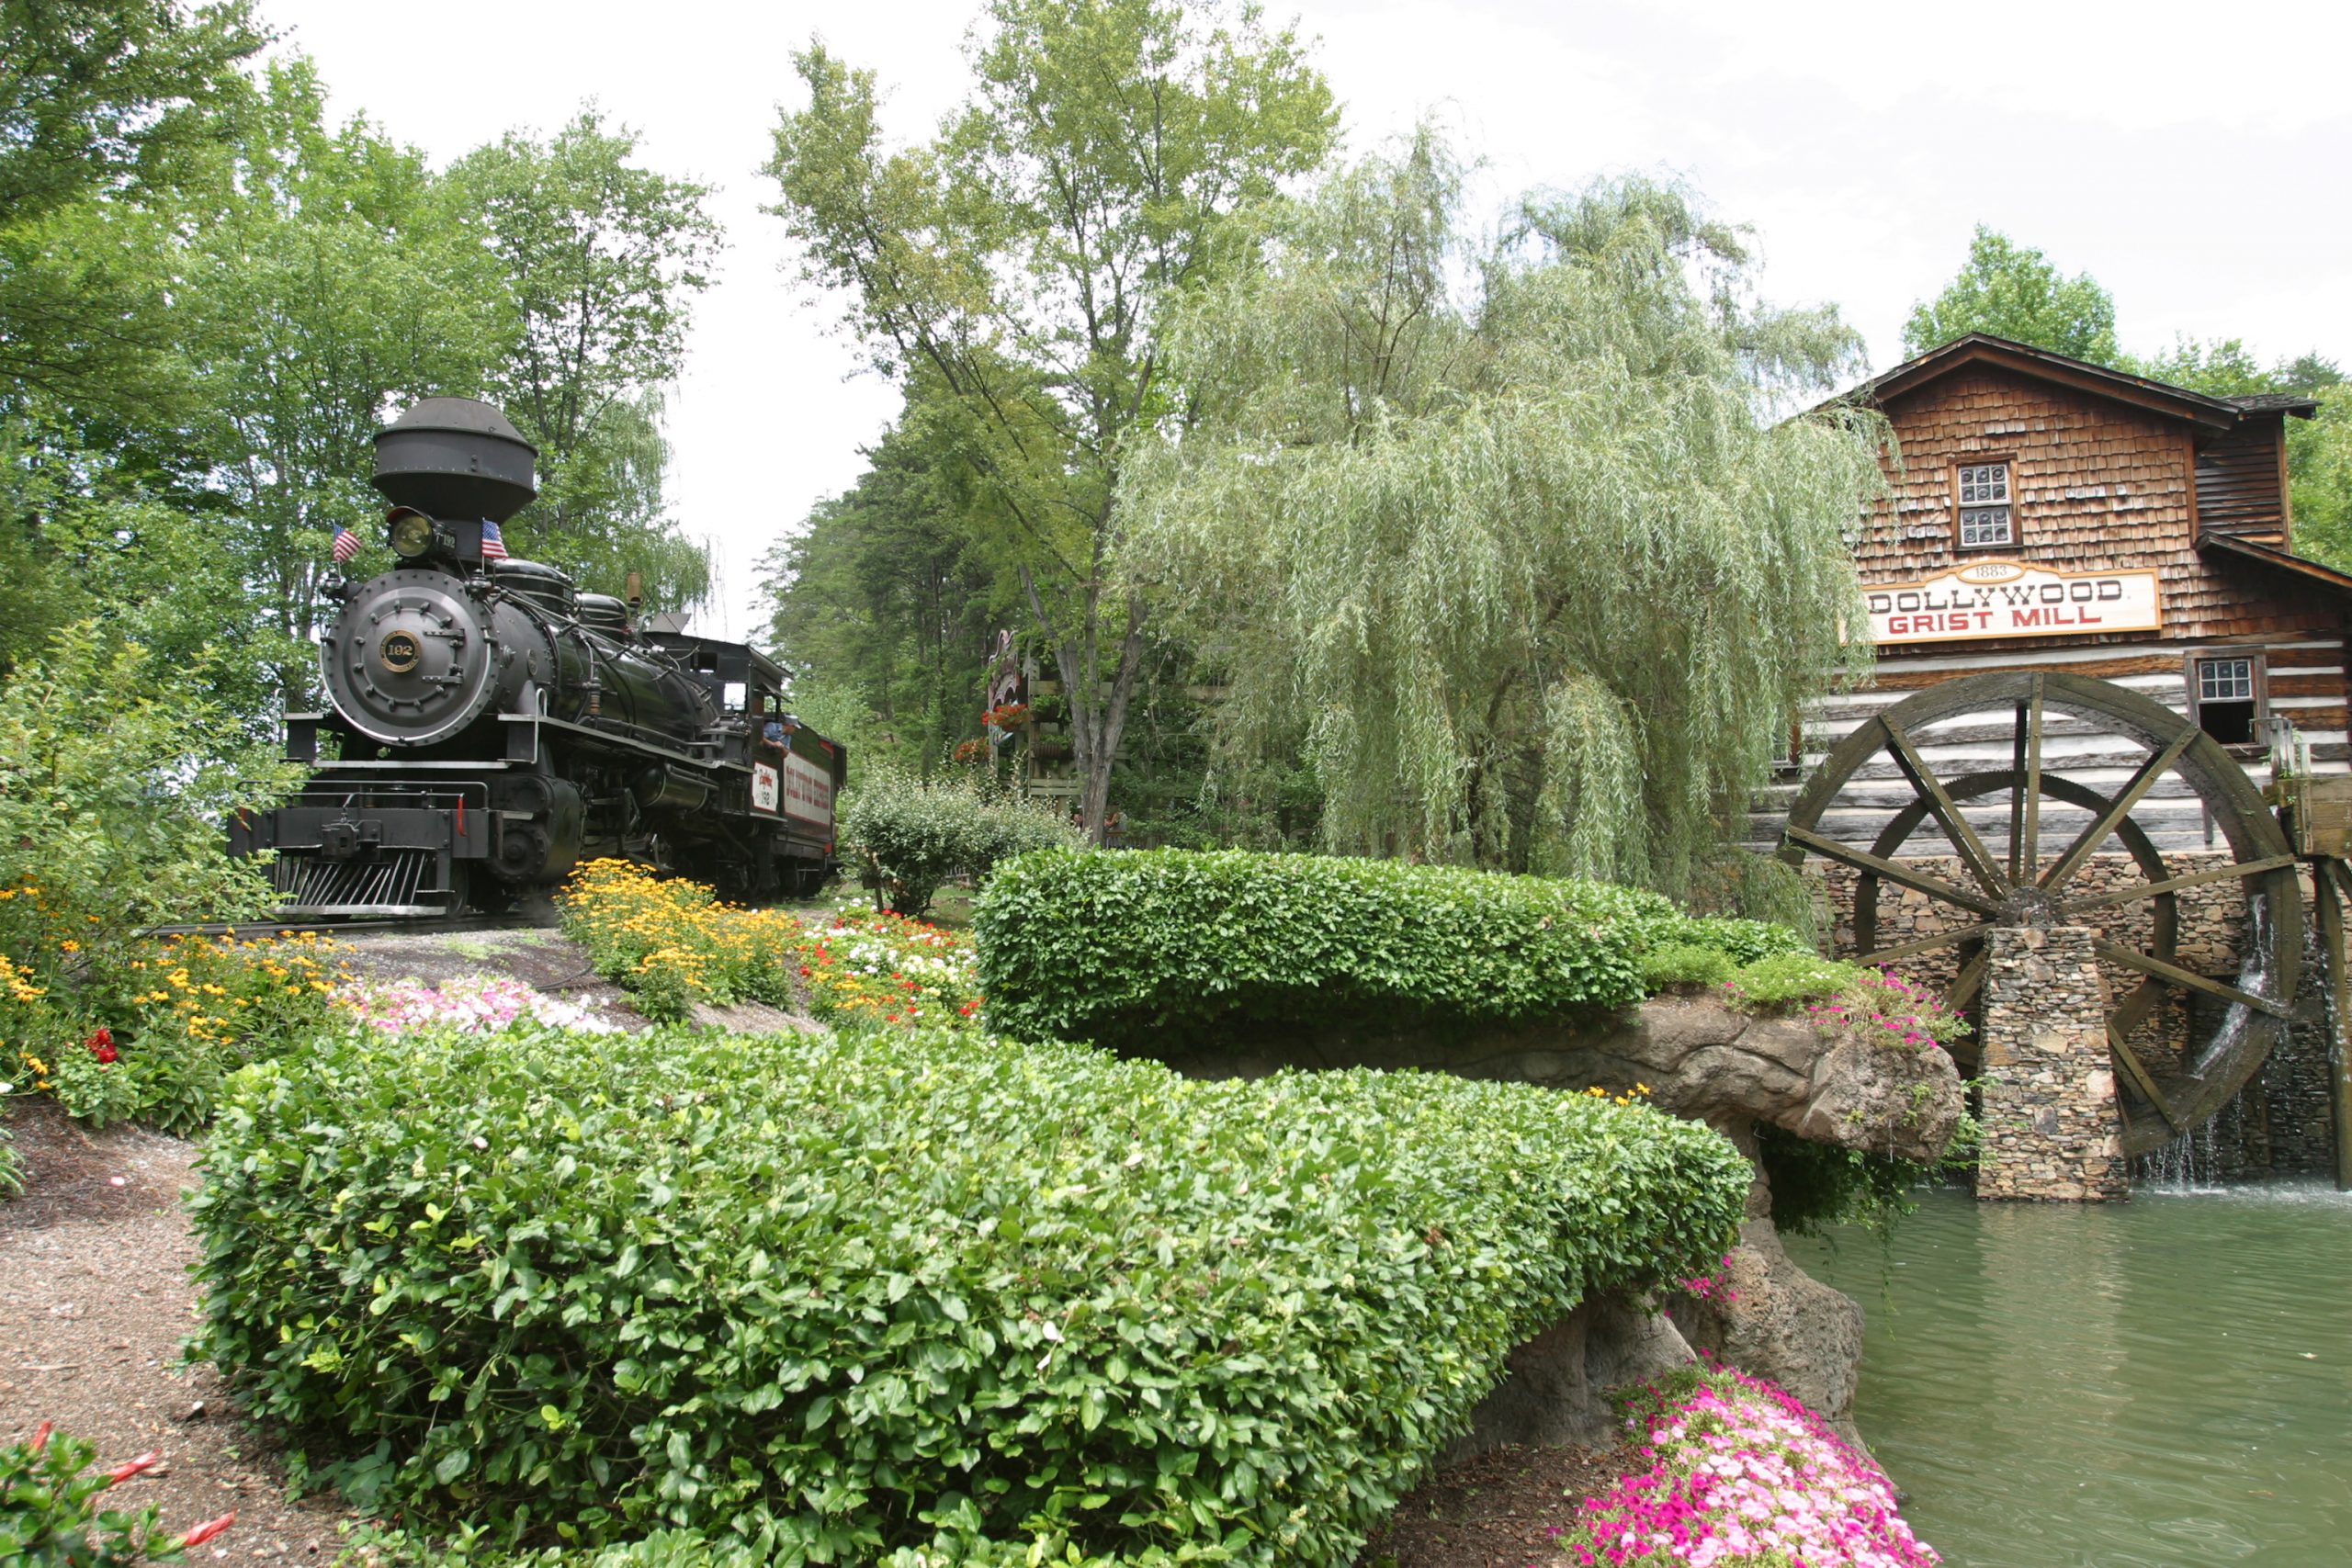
271, 0, 2352, 641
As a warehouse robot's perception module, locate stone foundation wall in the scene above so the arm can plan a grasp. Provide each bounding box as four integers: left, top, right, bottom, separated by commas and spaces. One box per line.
1975, 926, 2129, 1201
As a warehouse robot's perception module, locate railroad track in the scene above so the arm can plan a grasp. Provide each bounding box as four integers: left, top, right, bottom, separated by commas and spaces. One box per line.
142, 912, 541, 941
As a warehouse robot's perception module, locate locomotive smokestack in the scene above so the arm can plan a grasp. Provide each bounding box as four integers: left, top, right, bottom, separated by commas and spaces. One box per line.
371, 398, 538, 524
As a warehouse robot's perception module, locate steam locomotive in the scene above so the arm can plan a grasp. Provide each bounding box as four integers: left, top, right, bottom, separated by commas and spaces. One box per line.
228, 398, 844, 917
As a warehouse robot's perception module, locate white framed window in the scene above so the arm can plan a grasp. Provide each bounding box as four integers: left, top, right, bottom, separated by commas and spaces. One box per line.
1955, 461, 2014, 548
2198, 658, 2255, 705
2191, 654, 2262, 746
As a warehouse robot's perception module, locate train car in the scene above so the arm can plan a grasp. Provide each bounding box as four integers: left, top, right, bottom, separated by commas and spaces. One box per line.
229, 398, 844, 917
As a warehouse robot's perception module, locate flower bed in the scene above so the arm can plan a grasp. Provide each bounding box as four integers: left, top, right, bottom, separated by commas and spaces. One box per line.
557, 859, 803, 1020
794, 910, 981, 1027
190, 1022, 1751, 1565
1563, 1359, 1938, 1567
1721, 954, 1970, 1055
335, 976, 616, 1036
5, 930, 354, 1134
560, 859, 981, 1032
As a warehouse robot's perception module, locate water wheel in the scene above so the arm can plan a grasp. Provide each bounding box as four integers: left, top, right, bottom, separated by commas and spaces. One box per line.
1779, 670, 2302, 1158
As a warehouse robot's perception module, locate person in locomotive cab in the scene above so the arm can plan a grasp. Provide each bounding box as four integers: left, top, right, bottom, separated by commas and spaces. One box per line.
763, 713, 799, 749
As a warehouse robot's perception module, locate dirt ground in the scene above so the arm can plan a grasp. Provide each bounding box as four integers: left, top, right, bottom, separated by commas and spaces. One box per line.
1354, 1439, 1628, 1568
2, 922, 1629, 1564
0, 1097, 353, 1560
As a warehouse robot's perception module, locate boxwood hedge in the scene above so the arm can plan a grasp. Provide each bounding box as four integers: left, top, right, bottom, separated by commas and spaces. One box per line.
190, 1024, 1747, 1566
972, 849, 1808, 1047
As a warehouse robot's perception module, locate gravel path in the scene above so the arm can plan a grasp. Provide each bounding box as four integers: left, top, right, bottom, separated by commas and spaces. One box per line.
1, 1099, 353, 1560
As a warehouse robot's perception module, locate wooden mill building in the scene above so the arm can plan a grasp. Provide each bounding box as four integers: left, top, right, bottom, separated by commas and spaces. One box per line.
1754, 333, 2348, 1180
1754, 332, 2341, 854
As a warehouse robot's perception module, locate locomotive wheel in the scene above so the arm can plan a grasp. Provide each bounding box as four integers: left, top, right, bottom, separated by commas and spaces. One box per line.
1779, 671, 2302, 1158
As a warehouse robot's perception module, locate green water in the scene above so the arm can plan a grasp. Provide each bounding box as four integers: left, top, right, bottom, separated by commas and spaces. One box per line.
1785, 1184, 2352, 1567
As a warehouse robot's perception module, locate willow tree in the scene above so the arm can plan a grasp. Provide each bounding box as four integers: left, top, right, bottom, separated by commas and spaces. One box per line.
1121, 141, 1888, 895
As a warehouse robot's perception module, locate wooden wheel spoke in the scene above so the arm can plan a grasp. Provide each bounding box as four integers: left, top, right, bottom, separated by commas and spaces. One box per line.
1945, 949, 1988, 1012
1880, 714, 2007, 897
2091, 939, 2290, 1018
2038, 728, 2198, 894
2059, 852, 2301, 916
2012, 676, 2043, 883
2107, 1022, 2187, 1133
1855, 921, 1994, 968
1784, 824, 2002, 917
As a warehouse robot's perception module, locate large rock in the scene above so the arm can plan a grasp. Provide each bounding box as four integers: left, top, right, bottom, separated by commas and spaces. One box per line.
1452, 1292, 1697, 1457
1147, 994, 1963, 1163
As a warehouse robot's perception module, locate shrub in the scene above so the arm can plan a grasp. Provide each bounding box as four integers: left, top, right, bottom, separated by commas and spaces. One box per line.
1, 1421, 236, 1565
0, 625, 299, 997
1719, 951, 1859, 1007
1639, 942, 1736, 991
973, 849, 1807, 1048
191, 1023, 1749, 1565
1656, 916, 1810, 966
841, 771, 1078, 916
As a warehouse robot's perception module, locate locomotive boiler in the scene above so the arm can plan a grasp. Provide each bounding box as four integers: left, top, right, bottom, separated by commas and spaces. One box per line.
229, 398, 844, 916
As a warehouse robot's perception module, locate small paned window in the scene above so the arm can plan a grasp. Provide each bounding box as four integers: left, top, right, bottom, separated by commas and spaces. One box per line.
2193, 655, 2259, 745
1955, 461, 2013, 548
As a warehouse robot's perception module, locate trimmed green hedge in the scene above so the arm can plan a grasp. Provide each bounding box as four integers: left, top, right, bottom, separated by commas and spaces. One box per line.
972, 849, 1808, 1047
190, 1024, 1747, 1566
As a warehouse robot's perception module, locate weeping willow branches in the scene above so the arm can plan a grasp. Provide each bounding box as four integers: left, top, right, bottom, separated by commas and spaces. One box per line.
1120, 137, 1889, 893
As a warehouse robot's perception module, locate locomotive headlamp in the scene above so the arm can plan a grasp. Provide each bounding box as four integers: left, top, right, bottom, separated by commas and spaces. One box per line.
387, 507, 437, 558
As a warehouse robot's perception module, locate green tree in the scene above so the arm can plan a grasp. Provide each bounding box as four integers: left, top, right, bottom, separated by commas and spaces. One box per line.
172, 62, 514, 706
2291, 386, 2352, 567
447, 108, 722, 610
762, 421, 995, 772
763, 0, 1337, 841
1123, 142, 1888, 892
1902, 225, 2120, 365
2139, 334, 2280, 398
0, 0, 264, 410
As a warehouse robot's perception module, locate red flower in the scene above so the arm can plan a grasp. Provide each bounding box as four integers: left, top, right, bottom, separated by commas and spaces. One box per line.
86, 1026, 118, 1065
103, 1449, 163, 1486
177, 1511, 237, 1550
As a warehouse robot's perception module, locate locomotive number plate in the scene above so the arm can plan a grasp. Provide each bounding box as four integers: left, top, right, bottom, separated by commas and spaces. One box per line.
752, 761, 782, 814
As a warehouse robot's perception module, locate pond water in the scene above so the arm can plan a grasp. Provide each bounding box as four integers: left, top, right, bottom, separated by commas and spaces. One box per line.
1784, 1182, 2352, 1568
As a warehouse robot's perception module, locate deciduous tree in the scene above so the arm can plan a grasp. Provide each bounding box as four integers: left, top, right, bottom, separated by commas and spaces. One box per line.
763, 0, 1336, 841
1902, 225, 2120, 365
447, 108, 722, 609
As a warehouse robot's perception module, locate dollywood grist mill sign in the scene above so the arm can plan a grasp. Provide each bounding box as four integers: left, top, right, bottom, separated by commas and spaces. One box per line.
1860, 558, 2163, 647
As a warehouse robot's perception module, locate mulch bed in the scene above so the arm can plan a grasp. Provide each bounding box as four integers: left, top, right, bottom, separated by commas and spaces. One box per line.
1355, 1438, 1630, 1568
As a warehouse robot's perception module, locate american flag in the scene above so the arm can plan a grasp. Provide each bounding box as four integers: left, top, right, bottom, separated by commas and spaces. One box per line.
481, 519, 510, 559
331, 526, 361, 563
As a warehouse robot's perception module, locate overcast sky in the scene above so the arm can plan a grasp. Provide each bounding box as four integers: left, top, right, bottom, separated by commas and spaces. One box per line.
271, 0, 2352, 641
